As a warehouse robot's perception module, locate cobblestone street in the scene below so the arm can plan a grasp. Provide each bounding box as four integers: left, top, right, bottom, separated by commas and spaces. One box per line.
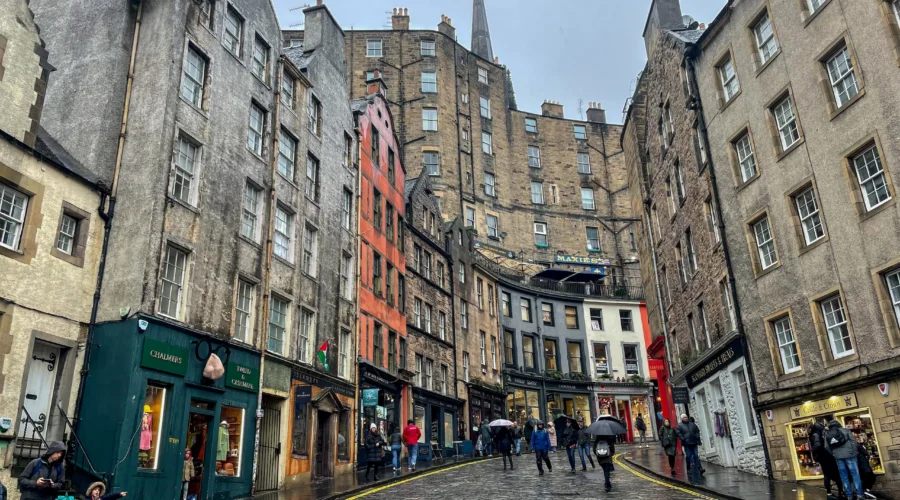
348, 452, 720, 500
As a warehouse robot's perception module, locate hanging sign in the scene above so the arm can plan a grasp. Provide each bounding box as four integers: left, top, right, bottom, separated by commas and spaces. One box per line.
362, 389, 379, 406
295, 385, 312, 407
686, 338, 743, 388
141, 338, 188, 376
671, 387, 690, 405
225, 363, 259, 392
789, 394, 857, 419
554, 255, 612, 266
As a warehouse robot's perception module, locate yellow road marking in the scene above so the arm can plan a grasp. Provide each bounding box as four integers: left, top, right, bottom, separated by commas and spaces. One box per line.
345, 457, 499, 499
613, 453, 718, 500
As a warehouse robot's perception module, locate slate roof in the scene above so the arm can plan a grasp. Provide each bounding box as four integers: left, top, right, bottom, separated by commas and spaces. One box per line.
34, 126, 107, 192
668, 28, 704, 45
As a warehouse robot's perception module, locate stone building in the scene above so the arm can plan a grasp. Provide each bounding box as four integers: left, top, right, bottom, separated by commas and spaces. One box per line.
690, 0, 900, 493
28, 0, 358, 495
0, 0, 107, 487
403, 174, 463, 455
623, 0, 765, 475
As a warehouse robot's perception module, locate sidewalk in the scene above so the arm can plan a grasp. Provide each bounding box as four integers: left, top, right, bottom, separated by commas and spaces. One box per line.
250, 454, 491, 500
622, 445, 829, 500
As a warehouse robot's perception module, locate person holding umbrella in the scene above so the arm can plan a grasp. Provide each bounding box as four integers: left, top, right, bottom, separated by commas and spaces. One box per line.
530, 420, 552, 475
487, 419, 515, 470
563, 419, 579, 473
585, 415, 627, 493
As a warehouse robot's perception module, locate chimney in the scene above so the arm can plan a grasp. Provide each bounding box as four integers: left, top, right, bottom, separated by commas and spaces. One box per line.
438, 14, 456, 40
541, 100, 564, 119
586, 102, 607, 124
391, 7, 409, 30
366, 69, 388, 97
643, 0, 684, 56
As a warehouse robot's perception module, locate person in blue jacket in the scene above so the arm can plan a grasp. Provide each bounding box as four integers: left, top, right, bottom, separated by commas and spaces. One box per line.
530, 421, 552, 475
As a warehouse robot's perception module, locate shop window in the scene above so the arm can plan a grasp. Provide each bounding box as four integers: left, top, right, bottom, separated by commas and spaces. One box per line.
732, 367, 758, 440
338, 410, 350, 460
623, 344, 640, 375
443, 410, 454, 448
138, 384, 167, 470
218, 406, 244, 476
788, 406, 884, 480
292, 389, 309, 457
362, 390, 396, 442
508, 389, 540, 427
415, 406, 426, 443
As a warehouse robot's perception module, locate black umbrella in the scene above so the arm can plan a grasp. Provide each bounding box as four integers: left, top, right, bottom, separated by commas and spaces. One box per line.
553, 413, 574, 430
586, 415, 628, 436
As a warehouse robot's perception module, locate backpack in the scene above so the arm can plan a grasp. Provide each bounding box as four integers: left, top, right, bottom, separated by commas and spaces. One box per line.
826, 426, 847, 448
595, 440, 610, 457
635, 417, 646, 431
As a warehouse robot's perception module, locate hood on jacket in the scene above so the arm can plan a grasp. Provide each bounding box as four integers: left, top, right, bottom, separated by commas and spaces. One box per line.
42, 441, 67, 462
86, 481, 106, 497
827, 420, 841, 430
810, 423, 825, 434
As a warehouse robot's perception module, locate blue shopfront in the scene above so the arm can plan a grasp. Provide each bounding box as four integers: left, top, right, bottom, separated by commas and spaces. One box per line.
411, 387, 463, 460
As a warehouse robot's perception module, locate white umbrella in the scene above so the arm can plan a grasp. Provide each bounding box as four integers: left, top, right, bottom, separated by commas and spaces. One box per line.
488, 419, 514, 427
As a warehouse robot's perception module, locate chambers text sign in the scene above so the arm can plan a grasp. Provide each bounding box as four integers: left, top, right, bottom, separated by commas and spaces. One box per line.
790, 394, 858, 419
686, 338, 744, 388
226, 363, 259, 392
554, 255, 612, 266
141, 338, 188, 376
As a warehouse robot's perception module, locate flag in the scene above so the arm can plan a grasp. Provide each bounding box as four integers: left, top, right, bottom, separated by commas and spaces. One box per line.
317, 340, 329, 371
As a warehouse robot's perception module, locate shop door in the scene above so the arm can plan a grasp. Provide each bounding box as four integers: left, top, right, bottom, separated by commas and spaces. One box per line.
314, 411, 332, 478
709, 379, 736, 467
617, 400, 632, 443
20, 341, 62, 437
184, 399, 216, 500
257, 399, 282, 491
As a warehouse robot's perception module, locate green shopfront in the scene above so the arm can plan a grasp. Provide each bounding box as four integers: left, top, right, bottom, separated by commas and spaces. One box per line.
73, 316, 260, 499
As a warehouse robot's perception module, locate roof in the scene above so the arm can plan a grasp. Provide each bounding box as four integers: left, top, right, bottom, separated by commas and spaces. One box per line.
404, 177, 418, 198
283, 44, 312, 70
668, 28, 704, 44
34, 126, 107, 192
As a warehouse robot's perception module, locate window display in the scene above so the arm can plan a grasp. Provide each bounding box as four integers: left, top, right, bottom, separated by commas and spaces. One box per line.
292, 399, 309, 458
631, 396, 652, 438
361, 388, 397, 448
443, 411, 454, 448
415, 405, 426, 443
218, 406, 243, 476
788, 408, 884, 480
507, 389, 540, 426
138, 384, 166, 469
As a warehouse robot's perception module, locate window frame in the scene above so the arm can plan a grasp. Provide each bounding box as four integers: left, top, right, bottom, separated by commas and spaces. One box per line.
241, 182, 262, 243
274, 204, 295, 263
792, 185, 826, 247
531, 182, 544, 205
823, 44, 860, 110
772, 314, 801, 374
590, 308, 603, 330
422, 108, 438, 131
421, 71, 437, 93
233, 278, 255, 343
751, 10, 779, 67
528, 146, 541, 168
251, 34, 270, 84
481, 131, 493, 154
223, 5, 244, 57
158, 244, 189, 320
0, 183, 29, 252
717, 53, 740, 103
277, 129, 297, 181
541, 302, 554, 326
564, 306, 579, 329
366, 39, 383, 57
301, 223, 319, 278
181, 43, 208, 109
420, 39, 436, 57
267, 295, 289, 355
771, 94, 801, 152
581, 188, 595, 210
577, 152, 591, 174
731, 128, 758, 185
520, 298, 532, 323
586, 226, 600, 252
479, 96, 491, 119
298, 308, 315, 363
533, 222, 548, 247
573, 125, 587, 140
247, 102, 265, 156
752, 215, 778, 272
525, 117, 537, 133
849, 143, 893, 213
819, 293, 855, 360
543, 339, 558, 371
484, 172, 496, 196
282, 71, 296, 110
619, 309, 634, 332
477, 67, 489, 84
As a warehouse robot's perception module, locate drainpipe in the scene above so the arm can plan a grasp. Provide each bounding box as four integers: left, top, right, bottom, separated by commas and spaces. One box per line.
73, 0, 142, 426
250, 57, 284, 495
351, 124, 362, 469
685, 50, 773, 479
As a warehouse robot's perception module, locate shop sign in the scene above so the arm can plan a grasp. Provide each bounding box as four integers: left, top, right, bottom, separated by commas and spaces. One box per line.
225, 363, 259, 392
686, 338, 744, 388
790, 394, 857, 419
363, 368, 395, 387
362, 389, 379, 407
648, 359, 665, 371
507, 375, 540, 387
141, 338, 188, 376
672, 387, 690, 405
554, 255, 612, 266
295, 385, 312, 407
291, 366, 355, 398
545, 393, 555, 402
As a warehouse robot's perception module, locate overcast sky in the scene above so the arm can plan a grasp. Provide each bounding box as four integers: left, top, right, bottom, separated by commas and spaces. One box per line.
271, 1, 724, 124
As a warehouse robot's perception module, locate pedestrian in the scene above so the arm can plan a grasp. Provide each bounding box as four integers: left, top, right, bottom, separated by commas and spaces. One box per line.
511, 422, 522, 456
480, 420, 494, 456
524, 417, 535, 453
17, 440, 65, 500
496, 425, 514, 470
530, 421, 552, 475
389, 423, 404, 472
675, 414, 702, 476
660, 419, 678, 475
824, 419, 863, 500
364, 423, 386, 480
635, 413, 648, 448
809, 423, 844, 499
856, 441, 876, 494
594, 434, 616, 492
548, 422, 558, 453
182, 448, 195, 500
577, 421, 596, 471
563, 419, 579, 473
687, 417, 706, 474
85, 482, 128, 500
402, 419, 421, 471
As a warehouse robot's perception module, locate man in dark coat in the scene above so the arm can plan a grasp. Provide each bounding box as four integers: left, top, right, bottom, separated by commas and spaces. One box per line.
18, 441, 66, 500
810, 423, 844, 499
496, 426, 514, 470
524, 417, 535, 453
675, 414, 702, 475
563, 420, 579, 473
364, 424, 386, 480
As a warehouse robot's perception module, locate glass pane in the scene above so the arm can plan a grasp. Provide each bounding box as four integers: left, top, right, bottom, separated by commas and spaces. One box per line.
218, 406, 244, 476
139, 385, 167, 469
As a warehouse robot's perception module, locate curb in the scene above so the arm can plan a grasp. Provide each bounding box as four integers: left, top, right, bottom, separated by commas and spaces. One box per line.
621, 455, 743, 500
323, 455, 497, 500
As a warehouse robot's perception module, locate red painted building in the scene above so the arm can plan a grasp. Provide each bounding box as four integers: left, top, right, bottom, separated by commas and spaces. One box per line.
644, 303, 675, 430
352, 74, 408, 467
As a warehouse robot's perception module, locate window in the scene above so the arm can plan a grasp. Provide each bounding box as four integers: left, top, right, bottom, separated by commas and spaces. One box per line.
366, 39, 382, 57
372, 189, 382, 230
223, 6, 243, 56
421, 72, 437, 93
171, 135, 201, 205
574, 125, 586, 140
307, 93, 322, 136
463, 352, 470, 382
674, 161, 686, 204
589, 308, 604, 330
425, 359, 434, 390
520, 298, 532, 322
652, 206, 662, 241
440, 364, 448, 394
533, 222, 548, 246
821, 295, 853, 358
720, 277, 736, 333
340, 188, 353, 231
619, 310, 633, 332
138, 385, 166, 470
387, 149, 395, 183
299, 309, 314, 363
423, 108, 438, 131
753, 12, 778, 64
886, 270, 900, 328
523, 336, 535, 369
794, 187, 824, 245
477, 67, 488, 84
302, 225, 318, 277
477, 278, 484, 309
480, 332, 488, 367
424, 304, 433, 334
0, 184, 28, 251
504, 330, 515, 365
462, 128, 468, 142
274, 206, 293, 261
246, 104, 266, 156
826, 46, 859, 108
567, 342, 583, 373
577, 152, 591, 174
808, 0, 824, 12
415, 354, 423, 385
56, 214, 77, 255
773, 316, 800, 373
593, 343, 609, 375
234, 280, 254, 343
200, 0, 215, 30
733, 367, 759, 438
502, 292, 511, 317
481, 132, 492, 154
373, 324, 383, 367
488, 285, 495, 316
481, 213, 497, 239
543, 339, 557, 370
437, 262, 445, 288
372, 253, 382, 296
624, 344, 640, 375
465, 206, 475, 228
342, 133, 353, 167
460, 300, 468, 329
753, 217, 777, 270
385, 204, 394, 241
241, 183, 261, 242
895, 0, 900, 25
461, 92, 469, 104
484, 172, 496, 196
662, 266, 671, 307
528, 146, 541, 168
541, 303, 554, 326
282, 72, 295, 109
459, 263, 466, 284
419, 152, 439, 176
565, 306, 578, 329
734, 132, 757, 182
292, 388, 309, 456
581, 188, 595, 210
773, 96, 800, 151
388, 331, 397, 373
182, 46, 206, 107
704, 199, 721, 245
685, 228, 697, 275
159, 245, 188, 319
719, 56, 739, 102
420, 39, 435, 56
480, 97, 491, 118
675, 243, 686, 284
278, 130, 296, 180
696, 126, 708, 166
698, 302, 710, 348
397, 274, 405, 312
338, 409, 350, 458
371, 126, 380, 167
340, 253, 353, 300
439, 312, 446, 340
853, 145, 891, 212
268, 296, 287, 354
666, 178, 676, 216
550, 185, 559, 205
525, 117, 537, 133
252, 35, 269, 82
385, 263, 394, 305
414, 298, 422, 328
531, 182, 544, 204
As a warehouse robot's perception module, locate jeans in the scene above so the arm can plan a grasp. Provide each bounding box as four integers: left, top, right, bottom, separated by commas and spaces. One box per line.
484, 442, 493, 455
683, 445, 699, 472
182, 481, 189, 500
406, 444, 418, 467
514, 438, 521, 454
535, 449, 551, 472
391, 444, 402, 469
566, 445, 577, 470
638, 430, 646, 446
836, 457, 863, 496
578, 443, 595, 468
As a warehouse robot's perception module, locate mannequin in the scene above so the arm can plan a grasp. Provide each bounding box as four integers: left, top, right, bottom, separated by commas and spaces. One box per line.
139, 405, 153, 467
217, 421, 230, 463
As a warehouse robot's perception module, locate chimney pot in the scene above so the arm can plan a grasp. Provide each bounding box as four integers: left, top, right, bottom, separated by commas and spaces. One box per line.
316, 0, 322, 5
541, 100, 564, 118
586, 102, 607, 124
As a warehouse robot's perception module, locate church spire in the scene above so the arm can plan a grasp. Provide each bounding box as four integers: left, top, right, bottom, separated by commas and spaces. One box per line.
471, 0, 494, 61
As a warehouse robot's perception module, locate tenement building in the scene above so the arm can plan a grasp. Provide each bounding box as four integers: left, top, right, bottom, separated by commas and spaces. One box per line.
624, 0, 765, 475
0, 0, 107, 485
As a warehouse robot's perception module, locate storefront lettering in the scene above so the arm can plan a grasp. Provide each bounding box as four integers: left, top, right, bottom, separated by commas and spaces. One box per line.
789, 394, 858, 419
226, 362, 260, 393
686, 338, 744, 388
554, 255, 612, 266
290, 367, 355, 397
507, 376, 540, 387
140, 338, 189, 377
